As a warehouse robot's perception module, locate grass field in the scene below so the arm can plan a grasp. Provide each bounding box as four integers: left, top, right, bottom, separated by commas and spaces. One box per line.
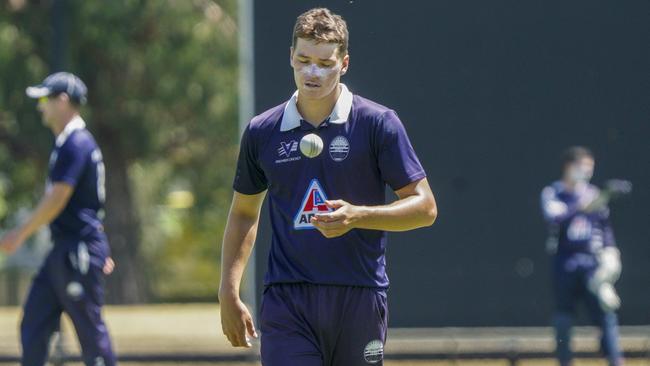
1, 304, 648, 365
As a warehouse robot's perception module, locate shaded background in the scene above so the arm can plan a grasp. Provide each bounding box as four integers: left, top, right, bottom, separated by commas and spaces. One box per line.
253, 0, 650, 327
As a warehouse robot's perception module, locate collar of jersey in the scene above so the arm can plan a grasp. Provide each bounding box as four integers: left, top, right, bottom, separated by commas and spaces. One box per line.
55, 115, 86, 147
280, 83, 353, 132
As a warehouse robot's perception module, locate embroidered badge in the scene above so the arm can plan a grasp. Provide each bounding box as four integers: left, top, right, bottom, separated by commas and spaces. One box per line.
329, 135, 350, 162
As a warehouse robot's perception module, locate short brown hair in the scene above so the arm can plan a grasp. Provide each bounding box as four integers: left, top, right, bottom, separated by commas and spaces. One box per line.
562, 146, 594, 167
292, 8, 349, 58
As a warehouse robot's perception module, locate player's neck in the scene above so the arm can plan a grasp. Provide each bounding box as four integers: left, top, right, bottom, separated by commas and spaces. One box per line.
52, 112, 80, 136
297, 84, 341, 127
562, 177, 586, 192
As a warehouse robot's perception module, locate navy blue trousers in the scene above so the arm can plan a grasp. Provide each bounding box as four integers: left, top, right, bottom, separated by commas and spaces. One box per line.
553, 256, 622, 366
21, 237, 116, 366
260, 283, 388, 366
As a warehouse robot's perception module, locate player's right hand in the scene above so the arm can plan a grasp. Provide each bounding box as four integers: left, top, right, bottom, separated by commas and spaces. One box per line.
219, 295, 258, 348
0, 229, 25, 255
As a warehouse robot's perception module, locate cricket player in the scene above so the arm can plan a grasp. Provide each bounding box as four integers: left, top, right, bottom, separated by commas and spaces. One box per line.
541, 146, 630, 366
0, 72, 117, 366
219, 8, 437, 366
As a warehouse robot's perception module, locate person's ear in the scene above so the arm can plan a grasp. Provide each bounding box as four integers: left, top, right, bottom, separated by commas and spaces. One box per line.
58, 93, 71, 104
289, 46, 295, 67
340, 54, 350, 75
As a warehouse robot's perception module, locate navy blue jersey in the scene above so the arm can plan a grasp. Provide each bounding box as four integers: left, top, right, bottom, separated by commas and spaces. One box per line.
541, 181, 616, 258
234, 85, 426, 288
47, 117, 106, 240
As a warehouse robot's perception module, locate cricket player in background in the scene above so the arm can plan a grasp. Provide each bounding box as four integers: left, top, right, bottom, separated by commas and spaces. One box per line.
541, 146, 631, 366
219, 8, 437, 366
0, 72, 117, 366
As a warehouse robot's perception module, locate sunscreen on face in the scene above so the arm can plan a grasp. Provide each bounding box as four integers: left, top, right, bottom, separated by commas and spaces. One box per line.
299, 63, 339, 79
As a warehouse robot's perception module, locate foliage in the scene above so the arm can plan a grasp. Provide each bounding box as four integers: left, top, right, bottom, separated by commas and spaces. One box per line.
0, 0, 239, 302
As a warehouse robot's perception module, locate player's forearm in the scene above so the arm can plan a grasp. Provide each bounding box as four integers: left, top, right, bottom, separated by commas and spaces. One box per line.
547, 193, 608, 223
583, 191, 610, 213
544, 200, 607, 228
544, 205, 577, 224
219, 212, 259, 299
355, 193, 437, 232
17, 188, 69, 241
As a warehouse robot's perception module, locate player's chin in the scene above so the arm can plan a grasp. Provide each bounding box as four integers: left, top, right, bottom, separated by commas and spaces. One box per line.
300, 83, 335, 99
299, 86, 325, 99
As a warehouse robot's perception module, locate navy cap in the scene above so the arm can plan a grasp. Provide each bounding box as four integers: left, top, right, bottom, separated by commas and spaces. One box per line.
26, 72, 88, 105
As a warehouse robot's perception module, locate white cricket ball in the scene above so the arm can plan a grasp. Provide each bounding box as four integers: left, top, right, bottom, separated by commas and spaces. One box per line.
300, 133, 323, 158
66, 281, 84, 299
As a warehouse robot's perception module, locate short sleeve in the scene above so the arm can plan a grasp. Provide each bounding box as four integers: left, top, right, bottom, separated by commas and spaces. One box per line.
233, 124, 268, 194
50, 140, 88, 186
541, 186, 566, 222
375, 110, 426, 190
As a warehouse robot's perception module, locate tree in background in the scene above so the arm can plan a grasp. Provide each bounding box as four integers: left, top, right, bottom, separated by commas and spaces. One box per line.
0, 0, 239, 303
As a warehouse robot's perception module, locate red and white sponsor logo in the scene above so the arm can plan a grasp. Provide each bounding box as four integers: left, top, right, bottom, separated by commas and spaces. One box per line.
294, 179, 331, 229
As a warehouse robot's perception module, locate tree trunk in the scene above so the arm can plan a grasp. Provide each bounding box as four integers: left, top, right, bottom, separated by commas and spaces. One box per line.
100, 134, 150, 304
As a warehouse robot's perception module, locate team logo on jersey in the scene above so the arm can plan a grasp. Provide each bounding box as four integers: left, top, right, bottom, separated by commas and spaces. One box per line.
294, 179, 332, 229
276, 140, 301, 164
363, 339, 384, 364
567, 215, 592, 241
278, 140, 298, 157
329, 135, 350, 162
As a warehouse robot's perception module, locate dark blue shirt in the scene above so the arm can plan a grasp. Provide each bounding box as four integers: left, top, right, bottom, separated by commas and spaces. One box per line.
48, 117, 106, 241
234, 85, 426, 288
541, 181, 616, 259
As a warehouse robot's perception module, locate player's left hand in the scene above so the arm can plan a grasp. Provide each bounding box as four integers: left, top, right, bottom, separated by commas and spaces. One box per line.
605, 179, 633, 196
312, 199, 363, 238
0, 229, 25, 255
103, 257, 115, 275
